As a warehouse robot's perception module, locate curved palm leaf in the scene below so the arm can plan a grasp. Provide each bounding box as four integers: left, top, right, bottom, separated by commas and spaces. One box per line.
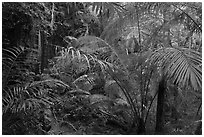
150, 47, 201, 90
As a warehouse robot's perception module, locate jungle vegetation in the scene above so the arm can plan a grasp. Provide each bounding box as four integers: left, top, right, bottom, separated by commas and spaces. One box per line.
2, 2, 202, 135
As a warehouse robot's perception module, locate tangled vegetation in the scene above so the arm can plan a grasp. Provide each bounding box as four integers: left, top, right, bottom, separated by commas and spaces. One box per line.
2, 2, 202, 135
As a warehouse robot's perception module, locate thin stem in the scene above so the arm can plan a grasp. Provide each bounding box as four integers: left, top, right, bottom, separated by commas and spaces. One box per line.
196, 101, 202, 116
144, 90, 158, 125
50, 2, 55, 33
105, 66, 140, 127
143, 70, 153, 111
136, 4, 141, 49
172, 4, 202, 32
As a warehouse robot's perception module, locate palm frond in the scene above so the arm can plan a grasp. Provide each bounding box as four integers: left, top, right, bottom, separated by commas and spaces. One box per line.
150, 47, 201, 90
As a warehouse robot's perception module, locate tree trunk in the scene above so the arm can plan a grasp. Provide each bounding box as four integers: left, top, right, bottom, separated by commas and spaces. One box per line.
39, 30, 46, 73
137, 118, 146, 134
39, 31, 55, 73
195, 121, 202, 135
155, 77, 166, 133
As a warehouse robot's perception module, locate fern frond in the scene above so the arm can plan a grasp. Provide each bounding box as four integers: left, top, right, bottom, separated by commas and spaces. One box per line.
69, 89, 91, 95
2, 77, 69, 114
56, 38, 115, 74
3, 86, 47, 114
2, 46, 32, 88
30, 79, 70, 89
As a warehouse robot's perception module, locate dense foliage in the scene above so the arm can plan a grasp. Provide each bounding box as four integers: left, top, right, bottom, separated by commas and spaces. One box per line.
2, 2, 202, 135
